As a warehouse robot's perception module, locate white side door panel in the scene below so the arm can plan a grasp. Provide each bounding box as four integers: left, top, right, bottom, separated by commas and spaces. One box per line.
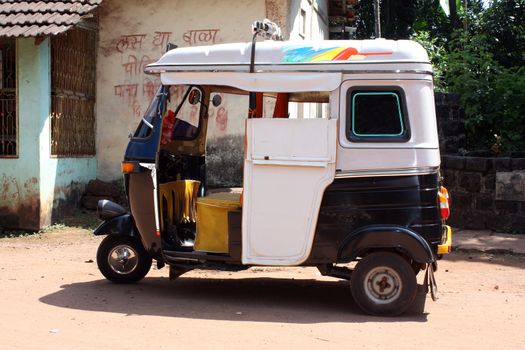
242, 118, 337, 265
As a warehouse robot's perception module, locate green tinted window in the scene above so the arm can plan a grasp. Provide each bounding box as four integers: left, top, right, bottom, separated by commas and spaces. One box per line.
352, 92, 404, 137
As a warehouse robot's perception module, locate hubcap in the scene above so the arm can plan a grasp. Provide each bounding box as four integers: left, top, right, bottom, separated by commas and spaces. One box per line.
108, 244, 138, 275
364, 266, 402, 304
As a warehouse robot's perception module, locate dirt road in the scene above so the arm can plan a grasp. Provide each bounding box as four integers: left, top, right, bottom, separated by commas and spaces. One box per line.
1, 227, 524, 350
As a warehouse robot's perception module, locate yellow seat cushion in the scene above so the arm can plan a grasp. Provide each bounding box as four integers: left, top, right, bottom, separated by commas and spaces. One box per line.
194, 192, 242, 253
196, 192, 241, 207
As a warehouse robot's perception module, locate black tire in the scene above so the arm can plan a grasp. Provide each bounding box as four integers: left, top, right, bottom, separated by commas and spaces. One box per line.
350, 252, 417, 316
96, 235, 152, 283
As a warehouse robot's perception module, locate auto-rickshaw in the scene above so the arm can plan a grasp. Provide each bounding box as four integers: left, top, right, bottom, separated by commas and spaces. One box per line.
94, 21, 452, 316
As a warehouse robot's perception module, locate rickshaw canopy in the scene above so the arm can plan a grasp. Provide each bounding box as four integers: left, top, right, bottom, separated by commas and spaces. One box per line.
145, 39, 431, 92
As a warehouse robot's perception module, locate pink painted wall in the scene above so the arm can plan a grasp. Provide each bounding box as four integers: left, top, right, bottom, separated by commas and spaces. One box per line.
96, 0, 267, 180
96, 0, 327, 181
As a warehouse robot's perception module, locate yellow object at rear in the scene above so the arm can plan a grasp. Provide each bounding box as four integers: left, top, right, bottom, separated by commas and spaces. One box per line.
438, 225, 452, 255
194, 192, 242, 253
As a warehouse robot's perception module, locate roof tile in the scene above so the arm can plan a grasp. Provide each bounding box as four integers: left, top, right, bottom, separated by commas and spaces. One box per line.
0, 0, 101, 37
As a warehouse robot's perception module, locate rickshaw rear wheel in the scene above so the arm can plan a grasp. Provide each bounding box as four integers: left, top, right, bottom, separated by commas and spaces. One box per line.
97, 235, 152, 283
350, 252, 417, 316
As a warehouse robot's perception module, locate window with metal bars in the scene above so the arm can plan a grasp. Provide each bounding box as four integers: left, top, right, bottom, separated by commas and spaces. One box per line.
0, 38, 17, 157
51, 27, 96, 156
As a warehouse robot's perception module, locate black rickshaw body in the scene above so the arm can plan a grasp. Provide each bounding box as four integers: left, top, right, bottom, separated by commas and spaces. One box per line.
94, 87, 167, 260
115, 87, 167, 260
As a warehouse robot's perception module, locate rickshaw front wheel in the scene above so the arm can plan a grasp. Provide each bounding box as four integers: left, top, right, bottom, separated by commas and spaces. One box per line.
97, 235, 152, 283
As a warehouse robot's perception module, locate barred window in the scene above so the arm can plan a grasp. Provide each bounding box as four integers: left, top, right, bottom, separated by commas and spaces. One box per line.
0, 38, 17, 157
51, 27, 96, 156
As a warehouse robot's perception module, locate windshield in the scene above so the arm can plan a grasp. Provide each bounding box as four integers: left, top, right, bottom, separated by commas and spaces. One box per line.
132, 86, 167, 139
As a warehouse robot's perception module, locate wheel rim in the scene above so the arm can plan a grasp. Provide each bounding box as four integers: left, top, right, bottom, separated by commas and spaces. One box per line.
108, 244, 138, 275
363, 266, 402, 304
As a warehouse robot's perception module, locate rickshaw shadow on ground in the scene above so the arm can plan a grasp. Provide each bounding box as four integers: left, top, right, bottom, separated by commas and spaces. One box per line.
39, 276, 428, 323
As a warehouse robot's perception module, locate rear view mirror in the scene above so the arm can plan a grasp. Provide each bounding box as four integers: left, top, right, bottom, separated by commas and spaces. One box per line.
188, 89, 201, 105
212, 94, 222, 107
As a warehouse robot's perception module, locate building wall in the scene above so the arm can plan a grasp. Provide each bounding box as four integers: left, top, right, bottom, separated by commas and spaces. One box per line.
34, 37, 97, 228
0, 37, 97, 231
265, 0, 292, 37
39, 125, 97, 226
96, 0, 328, 181
96, 0, 266, 180
288, 0, 328, 40
0, 38, 43, 230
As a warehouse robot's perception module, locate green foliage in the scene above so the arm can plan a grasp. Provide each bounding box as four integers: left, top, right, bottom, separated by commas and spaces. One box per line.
356, 0, 451, 40
0, 214, 101, 239
409, 0, 525, 152
481, 0, 525, 68
356, 0, 419, 39
206, 135, 244, 188
410, 31, 448, 92
0, 229, 34, 238
412, 0, 451, 41
0, 223, 66, 238
493, 67, 525, 150
355, 0, 375, 39
444, 30, 525, 151
57, 210, 102, 231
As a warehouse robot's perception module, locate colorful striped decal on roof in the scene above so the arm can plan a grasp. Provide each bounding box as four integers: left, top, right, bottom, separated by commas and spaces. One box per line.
282, 46, 393, 63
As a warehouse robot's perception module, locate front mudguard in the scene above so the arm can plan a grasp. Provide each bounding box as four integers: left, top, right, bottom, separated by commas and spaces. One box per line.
94, 214, 163, 262
338, 225, 435, 264
94, 214, 138, 238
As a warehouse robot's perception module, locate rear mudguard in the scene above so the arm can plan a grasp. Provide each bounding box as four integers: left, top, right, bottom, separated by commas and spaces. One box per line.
338, 225, 435, 264
93, 214, 138, 238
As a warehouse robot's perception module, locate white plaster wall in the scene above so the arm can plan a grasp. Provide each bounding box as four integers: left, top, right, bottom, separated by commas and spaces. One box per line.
311, 0, 329, 39
287, 0, 329, 120
96, 0, 267, 180
288, 0, 329, 40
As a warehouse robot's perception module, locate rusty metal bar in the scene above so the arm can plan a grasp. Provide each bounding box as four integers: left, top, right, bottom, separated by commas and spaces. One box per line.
51, 27, 96, 156
0, 38, 16, 158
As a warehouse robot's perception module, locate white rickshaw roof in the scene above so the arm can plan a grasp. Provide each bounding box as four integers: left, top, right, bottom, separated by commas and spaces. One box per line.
145, 39, 431, 92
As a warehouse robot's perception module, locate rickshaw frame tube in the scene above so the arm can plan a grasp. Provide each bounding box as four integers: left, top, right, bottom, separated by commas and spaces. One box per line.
338, 225, 435, 264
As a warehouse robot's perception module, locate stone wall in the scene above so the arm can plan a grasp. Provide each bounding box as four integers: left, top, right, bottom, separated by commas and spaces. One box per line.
436, 93, 525, 233
435, 93, 467, 154
441, 155, 525, 232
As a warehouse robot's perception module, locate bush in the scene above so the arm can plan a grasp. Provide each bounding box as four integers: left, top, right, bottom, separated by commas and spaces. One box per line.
410, 31, 448, 92
445, 31, 525, 152
412, 1, 525, 152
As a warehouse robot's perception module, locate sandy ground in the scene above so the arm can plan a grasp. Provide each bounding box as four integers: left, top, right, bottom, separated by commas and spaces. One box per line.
1, 228, 524, 350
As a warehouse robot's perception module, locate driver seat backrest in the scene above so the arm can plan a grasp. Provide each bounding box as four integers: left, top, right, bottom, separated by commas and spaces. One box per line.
159, 180, 201, 229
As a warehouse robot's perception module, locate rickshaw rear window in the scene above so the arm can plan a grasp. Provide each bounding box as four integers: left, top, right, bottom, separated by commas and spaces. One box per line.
347, 89, 409, 141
